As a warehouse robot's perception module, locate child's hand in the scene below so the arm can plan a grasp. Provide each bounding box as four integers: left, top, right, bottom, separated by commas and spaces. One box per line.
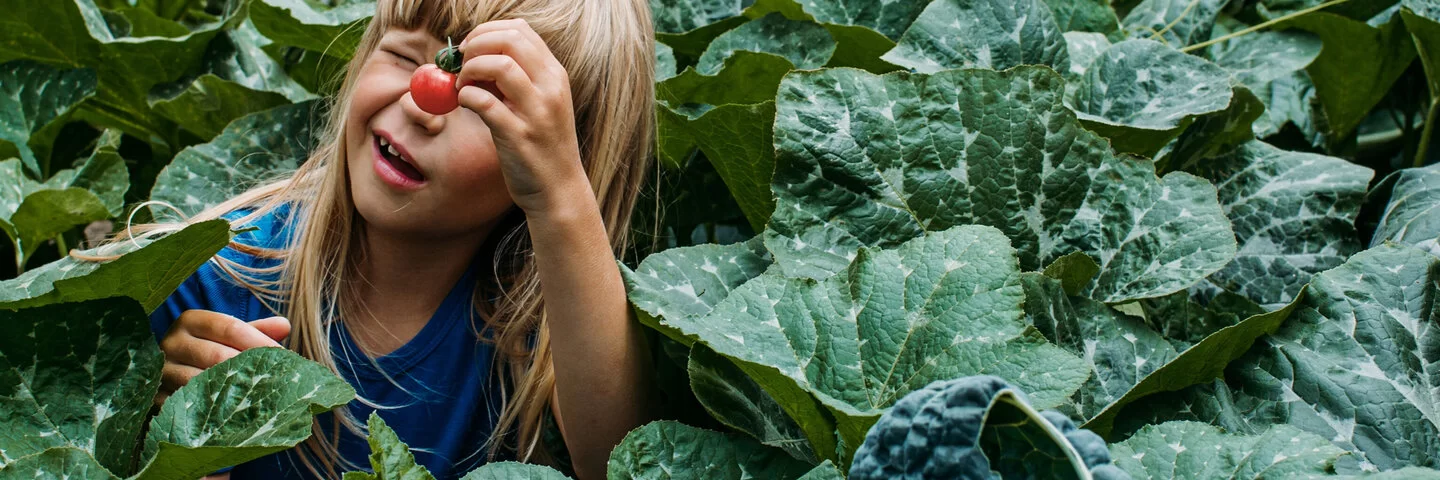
155, 311, 290, 405
455, 19, 585, 216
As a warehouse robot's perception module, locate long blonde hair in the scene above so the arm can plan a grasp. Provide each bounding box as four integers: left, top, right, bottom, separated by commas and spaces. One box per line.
108, 0, 654, 475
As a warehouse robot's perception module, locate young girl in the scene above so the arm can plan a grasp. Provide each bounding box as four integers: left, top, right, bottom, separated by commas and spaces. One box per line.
141, 0, 657, 478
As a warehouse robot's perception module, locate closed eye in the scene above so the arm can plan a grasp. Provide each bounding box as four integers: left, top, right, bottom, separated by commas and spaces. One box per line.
384, 49, 418, 67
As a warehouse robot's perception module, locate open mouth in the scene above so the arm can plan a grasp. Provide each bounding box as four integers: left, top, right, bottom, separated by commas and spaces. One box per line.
375, 134, 426, 182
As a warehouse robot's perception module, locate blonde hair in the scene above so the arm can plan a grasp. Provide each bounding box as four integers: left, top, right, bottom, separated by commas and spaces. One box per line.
104, 0, 654, 475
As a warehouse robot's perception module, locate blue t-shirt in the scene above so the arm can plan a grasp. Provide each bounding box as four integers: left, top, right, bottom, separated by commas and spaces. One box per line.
149, 204, 508, 479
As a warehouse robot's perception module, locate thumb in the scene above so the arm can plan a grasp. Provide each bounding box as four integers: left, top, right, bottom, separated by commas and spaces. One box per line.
250, 316, 291, 343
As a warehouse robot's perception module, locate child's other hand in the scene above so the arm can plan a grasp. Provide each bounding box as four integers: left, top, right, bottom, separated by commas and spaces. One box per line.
155, 311, 290, 405
455, 19, 585, 216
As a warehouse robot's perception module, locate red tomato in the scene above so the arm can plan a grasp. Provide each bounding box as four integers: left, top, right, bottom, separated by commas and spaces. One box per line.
410, 64, 458, 115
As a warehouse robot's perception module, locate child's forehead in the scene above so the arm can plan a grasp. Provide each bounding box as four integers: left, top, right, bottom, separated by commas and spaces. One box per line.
375, 0, 482, 42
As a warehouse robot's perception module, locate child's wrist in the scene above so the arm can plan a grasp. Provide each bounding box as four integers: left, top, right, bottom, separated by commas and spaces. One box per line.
516, 174, 600, 225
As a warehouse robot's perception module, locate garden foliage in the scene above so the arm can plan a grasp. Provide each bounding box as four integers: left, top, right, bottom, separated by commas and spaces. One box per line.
3, 0, 1440, 478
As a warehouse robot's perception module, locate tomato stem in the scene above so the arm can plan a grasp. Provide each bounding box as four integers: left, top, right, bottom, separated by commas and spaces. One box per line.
435, 36, 463, 73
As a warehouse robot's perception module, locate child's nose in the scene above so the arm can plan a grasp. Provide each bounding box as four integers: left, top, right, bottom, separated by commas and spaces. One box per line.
400, 92, 446, 135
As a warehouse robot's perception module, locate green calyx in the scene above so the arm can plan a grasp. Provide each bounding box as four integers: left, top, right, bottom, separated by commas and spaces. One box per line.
435, 37, 462, 73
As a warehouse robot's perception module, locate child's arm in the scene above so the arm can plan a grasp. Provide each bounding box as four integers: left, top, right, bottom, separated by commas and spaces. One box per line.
455, 19, 659, 479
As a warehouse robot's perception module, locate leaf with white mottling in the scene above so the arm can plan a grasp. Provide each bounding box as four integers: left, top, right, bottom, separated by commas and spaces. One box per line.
1373, 163, 1440, 256
767, 66, 1236, 303
668, 226, 1090, 453
0, 60, 96, 177
623, 236, 771, 342
1209, 30, 1323, 90
149, 101, 319, 221
0, 297, 159, 475
1068, 40, 1233, 156
248, 0, 373, 60
1121, 0, 1225, 47
1062, 32, 1111, 79
1156, 87, 1265, 173
1043, 0, 1121, 34
344, 413, 436, 480
134, 348, 355, 480
697, 14, 835, 75
0, 448, 119, 480
656, 43, 678, 82
1110, 422, 1347, 479
606, 421, 815, 480
460, 462, 571, 480
1189, 141, 1373, 308
881, 0, 1069, 73
688, 344, 817, 464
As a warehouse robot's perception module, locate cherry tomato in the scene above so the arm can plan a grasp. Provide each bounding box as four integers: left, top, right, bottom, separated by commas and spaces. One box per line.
411, 64, 458, 115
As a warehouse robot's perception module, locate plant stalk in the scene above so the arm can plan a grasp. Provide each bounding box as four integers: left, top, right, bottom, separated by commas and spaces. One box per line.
1181, 0, 1352, 53
1416, 99, 1439, 168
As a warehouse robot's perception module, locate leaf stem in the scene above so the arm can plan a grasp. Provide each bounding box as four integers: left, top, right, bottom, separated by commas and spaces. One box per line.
56, 234, 69, 261
1416, 99, 1439, 168
1180, 0, 1352, 53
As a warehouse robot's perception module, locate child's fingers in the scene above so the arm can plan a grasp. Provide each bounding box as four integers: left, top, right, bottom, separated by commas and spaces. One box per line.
250, 316, 291, 343
161, 328, 244, 369
456, 54, 538, 110
177, 309, 283, 351
459, 28, 561, 90
458, 84, 521, 134
160, 361, 205, 395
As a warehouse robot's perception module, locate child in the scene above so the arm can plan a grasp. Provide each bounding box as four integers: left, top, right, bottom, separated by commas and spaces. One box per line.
141, 0, 657, 478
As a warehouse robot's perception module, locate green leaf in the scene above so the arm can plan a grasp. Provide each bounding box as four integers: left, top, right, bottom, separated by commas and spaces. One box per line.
1188, 141, 1373, 308
1279, 10, 1418, 141
1068, 40, 1233, 157
697, 14, 835, 75
148, 21, 314, 139
149, 101, 320, 221
0, 219, 231, 311
784, 0, 927, 40
767, 66, 1236, 303
248, 0, 374, 61
344, 413, 436, 480
1044, 0, 1121, 34
460, 461, 571, 480
656, 43, 678, 82
1406, 2, 1440, 103
1110, 422, 1347, 479
0, 447, 120, 479
623, 237, 772, 344
0, 0, 247, 152
1372, 164, 1440, 255
1129, 244, 1440, 471
1250, 70, 1322, 140
688, 344, 818, 464
1207, 30, 1323, 93
1062, 32, 1112, 79
134, 348, 355, 480
850, 376, 1118, 480
880, 0, 1070, 73
68, 129, 131, 217
1042, 251, 1102, 297
606, 421, 815, 479
9, 188, 109, 264
665, 226, 1089, 456
795, 461, 843, 480
0, 60, 97, 178
0, 297, 161, 475
1155, 87, 1265, 173
1120, 0, 1224, 47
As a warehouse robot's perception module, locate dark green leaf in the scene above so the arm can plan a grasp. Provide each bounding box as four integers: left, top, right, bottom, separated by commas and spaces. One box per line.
68, 129, 130, 217
248, 0, 374, 61
697, 14, 835, 75
1110, 422, 1347, 479
767, 66, 1236, 303
1042, 252, 1102, 297
1372, 164, 1440, 255
0, 448, 120, 480
688, 344, 817, 463
0, 60, 97, 178
0, 297, 160, 475
344, 413, 436, 480
10, 188, 109, 263
1280, 10, 1417, 141
1044, 0, 1121, 34
1156, 87, 1265, 173
149, 101, 320, 221
460, 461, 571, 480
1121, 0, 1224, 47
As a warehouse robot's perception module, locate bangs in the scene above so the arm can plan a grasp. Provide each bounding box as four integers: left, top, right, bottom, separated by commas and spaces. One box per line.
373, 0, 494, 43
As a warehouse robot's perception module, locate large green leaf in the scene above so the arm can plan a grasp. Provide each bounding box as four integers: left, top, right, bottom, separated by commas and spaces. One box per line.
1372, 164, 1440, 255
1155, 87, 1265, 173
1188, 141, 1373, 308
150, 21, 314, 140
1124, 244, 1440, 471
0, 0, 246, 152
1067, 39, 1234, 156
0, 219, 231, 311
7, 188, 109, 266
1279, 10, 1417, 142
248, 0, 374, 61
0, 447, 120, 480
1110, 422, 1348, 479
688, 344, 817, 463
1250, 70, 1323, 140
1207, 30, 1323, 93
606, 421, 815, 479
0, 130, 127, 269
343, 413, 436, 480
697, 14, 835, 75
881, 0, 1070, 73
149, 101, 320, 221
67, 129, 131, 217
135, 348, 355, 480
0, 297, 160, 475
766, 66, 1236, 303
1120, 0, 1224, 47
459, 462, 571, 480
665, 225, 1089, 455
0, 60, 97, 178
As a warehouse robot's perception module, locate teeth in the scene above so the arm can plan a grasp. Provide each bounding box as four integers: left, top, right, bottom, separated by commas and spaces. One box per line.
387, 144, 401, 158
378, 136, 389, 147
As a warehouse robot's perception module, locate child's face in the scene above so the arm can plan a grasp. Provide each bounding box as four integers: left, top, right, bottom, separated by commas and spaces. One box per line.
344, 27, 515, 240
